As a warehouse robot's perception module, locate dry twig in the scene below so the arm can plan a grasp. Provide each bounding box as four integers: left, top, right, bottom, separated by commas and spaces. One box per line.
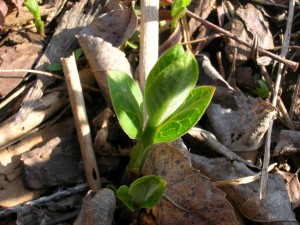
61, 54, 101, 191
260, 0, 295, 199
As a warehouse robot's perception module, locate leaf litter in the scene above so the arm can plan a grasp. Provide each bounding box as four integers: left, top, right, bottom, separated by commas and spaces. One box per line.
0, 0, 299, 224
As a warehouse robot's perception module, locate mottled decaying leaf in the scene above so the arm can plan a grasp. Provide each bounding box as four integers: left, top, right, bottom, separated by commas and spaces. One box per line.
273, 130, 300, 156
192, 155, 298, 224
0, 42, 44, 99
188, 0, 216, 34
197, 55, 275, 161
142, 140, 238, 225
224, 3, 274, 64
206, 90, 276, 162
278, 169, 300, 209
74, 189, 116, 225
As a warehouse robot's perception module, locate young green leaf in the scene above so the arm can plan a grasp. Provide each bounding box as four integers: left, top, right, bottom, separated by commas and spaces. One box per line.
47, 63, 63, 72
117, 185, 135, 211
108, 71, 144, 139
117, 175, 167, 212
74, 48, 83, 60
153, 86, 215, 143
148, 44, 185, 79
171, 0, 191, 29
256, 79, 270, 99
145, 45, 198, 128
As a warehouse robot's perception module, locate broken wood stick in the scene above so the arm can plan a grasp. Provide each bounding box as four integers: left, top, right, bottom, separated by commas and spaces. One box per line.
61, 54, 101, 191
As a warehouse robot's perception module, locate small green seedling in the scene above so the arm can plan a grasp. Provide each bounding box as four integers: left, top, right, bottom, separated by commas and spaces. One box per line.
108, 44, 214, 211
108, 44, 215, 175
256, 79, 270, 99
24, 0, 44, 36
171, 0, 191, 30
117, 175, 167, 212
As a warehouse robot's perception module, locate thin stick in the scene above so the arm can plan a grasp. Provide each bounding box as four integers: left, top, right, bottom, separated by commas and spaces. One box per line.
0, 184, 88, 218
163, 0, 298, 71
0, 69, 100, 93
61, 54, 101, 191
260, 0, 295, 199
139, 0, 159, 124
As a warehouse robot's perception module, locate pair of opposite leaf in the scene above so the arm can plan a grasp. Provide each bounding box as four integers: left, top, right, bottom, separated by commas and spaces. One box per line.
107, 44, 215, 149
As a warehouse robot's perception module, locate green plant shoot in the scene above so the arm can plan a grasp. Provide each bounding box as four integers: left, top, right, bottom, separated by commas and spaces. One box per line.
171, 0, 191, 30
24, 0, 44, 36
256, 79, 270, 99
108, 44, 215, 175
117, 175, 167, 212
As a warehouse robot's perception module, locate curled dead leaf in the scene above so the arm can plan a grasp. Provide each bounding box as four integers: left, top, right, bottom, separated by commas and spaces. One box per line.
77, 35, 132, 105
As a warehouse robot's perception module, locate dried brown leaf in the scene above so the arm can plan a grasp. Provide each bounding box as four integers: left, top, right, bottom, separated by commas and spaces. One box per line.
80, 6, 137, 47
276, 169, 300, 209
0, 42, 44, 99
77, 35, 132, 104
188, 0, 216, 35
206, 90, 276, 161
142, 140, 238, 225
224, 3, 274, 64
273, 130, 300, 156
192, 155, 298, 224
